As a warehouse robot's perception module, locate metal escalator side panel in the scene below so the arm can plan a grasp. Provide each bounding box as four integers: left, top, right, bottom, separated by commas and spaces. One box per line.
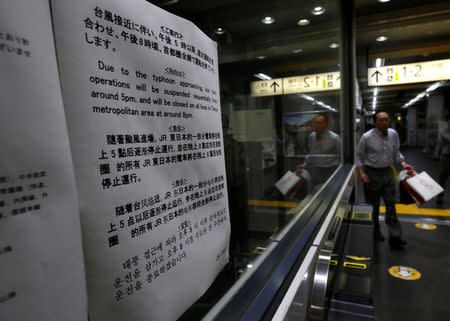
306, 177, 355, 321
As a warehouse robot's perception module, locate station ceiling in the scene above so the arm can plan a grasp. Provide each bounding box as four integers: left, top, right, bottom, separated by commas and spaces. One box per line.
150, 0, 450, 114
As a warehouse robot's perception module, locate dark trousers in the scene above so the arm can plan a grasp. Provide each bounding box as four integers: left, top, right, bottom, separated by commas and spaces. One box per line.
363, 166, 402, 239
438, 154, 450, 200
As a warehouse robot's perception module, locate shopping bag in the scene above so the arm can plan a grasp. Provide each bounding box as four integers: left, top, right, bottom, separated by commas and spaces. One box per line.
403, 171, 444, 204
275, 170, 304, 199
397, 170, 417, 204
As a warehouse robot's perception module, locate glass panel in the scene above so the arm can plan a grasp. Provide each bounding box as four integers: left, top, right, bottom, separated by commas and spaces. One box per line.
355, 0, 450, 207
152, 0, 344, 319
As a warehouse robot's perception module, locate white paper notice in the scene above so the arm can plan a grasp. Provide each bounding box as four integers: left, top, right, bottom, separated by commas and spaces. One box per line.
0, 1, 87, 321
50, 1, 230, 320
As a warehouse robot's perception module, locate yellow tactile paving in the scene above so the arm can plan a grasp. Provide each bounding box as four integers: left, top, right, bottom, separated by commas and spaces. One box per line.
248, 200, 450, 217
248, 200, 297, 208
380, 204, 450, 216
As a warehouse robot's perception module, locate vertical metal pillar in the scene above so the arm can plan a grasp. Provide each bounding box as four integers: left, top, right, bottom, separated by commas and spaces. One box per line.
339, 0, 356, 164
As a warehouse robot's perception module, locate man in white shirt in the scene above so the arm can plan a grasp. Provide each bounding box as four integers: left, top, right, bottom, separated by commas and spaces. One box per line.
297, 113, 341, 187
356, 112, 414, 248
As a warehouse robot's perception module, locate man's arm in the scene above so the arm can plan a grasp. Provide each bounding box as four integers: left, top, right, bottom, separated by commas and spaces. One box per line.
356, 136, 369, 183
296, 133, 313, 174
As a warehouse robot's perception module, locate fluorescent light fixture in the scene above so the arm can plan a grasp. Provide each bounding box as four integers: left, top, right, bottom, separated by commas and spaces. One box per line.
299, 94, 337, 111
376, 36, 388, 42
159, 0, 179, 5
356, 118, 361, 123
378, 0, 390, 2
401, 81, 445, 108
256, 56, 265, 59
254, 73, 272, 80
247, 264, 253, 268
311, 6, 326, 15
292, 48, 303, 53
375, 58, 384, 67
214, 27, 225, 35
297, 19, 310, 26
301, 94, 315, 101
374, 87, 379, 96
329, 43, 339, 48
426, 81, 441, 92
262, 16, 275, 24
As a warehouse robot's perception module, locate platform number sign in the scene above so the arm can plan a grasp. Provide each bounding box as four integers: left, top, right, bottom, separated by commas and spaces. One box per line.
368, 58, 450, 86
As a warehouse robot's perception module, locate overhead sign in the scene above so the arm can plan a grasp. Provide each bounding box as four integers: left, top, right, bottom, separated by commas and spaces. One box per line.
388, 266, 421, 280
368, 58, 450, 86
251, 71, 340, 97
284, 71, 340, 94
251, 78, 283, 97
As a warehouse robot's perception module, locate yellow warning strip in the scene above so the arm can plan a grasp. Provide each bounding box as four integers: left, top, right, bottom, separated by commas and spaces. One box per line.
248, 200, 298, 208
346, 255, 371, 261
380, 204, 450, 217
248, 201, 450, 216
343, 262, 367, 270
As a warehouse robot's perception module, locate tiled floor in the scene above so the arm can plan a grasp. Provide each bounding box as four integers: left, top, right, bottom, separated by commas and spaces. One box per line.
371, 148, 450, 321
373, 218, 450, 321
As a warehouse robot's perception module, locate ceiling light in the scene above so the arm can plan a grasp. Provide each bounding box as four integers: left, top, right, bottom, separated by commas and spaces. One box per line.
426, 81, 442, 92
375, 58, 384, 67
376, 36, 388, 42
377, 0, 390, 2
329, 43, 339, 48
301, 94, 315, 101
292, 48, 303, 53
311, 6, 326, 15
401, 81, 445, 108
262, 16, 275, 24
254, 73, 272, 80
214, 27, 225, 35
374, 87, 379, 96
159, 0, 179, 5
256, 56, 265, 59
297, 19, 310, 26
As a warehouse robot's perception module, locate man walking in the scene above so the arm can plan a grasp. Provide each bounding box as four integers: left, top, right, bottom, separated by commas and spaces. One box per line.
356, 112, 414, 248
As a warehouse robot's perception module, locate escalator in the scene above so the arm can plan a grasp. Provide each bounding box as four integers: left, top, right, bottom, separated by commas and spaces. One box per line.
273, 199, 375, 321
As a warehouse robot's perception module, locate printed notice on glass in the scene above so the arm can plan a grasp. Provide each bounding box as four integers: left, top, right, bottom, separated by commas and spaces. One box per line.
0, 1, 87, 321
50, 0, 230, 320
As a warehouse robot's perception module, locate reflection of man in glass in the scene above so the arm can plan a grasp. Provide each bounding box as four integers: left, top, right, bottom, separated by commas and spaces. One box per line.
437, 114, 450, 205
296, 113, 341, 186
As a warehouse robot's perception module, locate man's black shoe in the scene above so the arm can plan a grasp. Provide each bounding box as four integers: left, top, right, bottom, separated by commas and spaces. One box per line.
374, 230, 385, 241
389, 237, 407, 248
